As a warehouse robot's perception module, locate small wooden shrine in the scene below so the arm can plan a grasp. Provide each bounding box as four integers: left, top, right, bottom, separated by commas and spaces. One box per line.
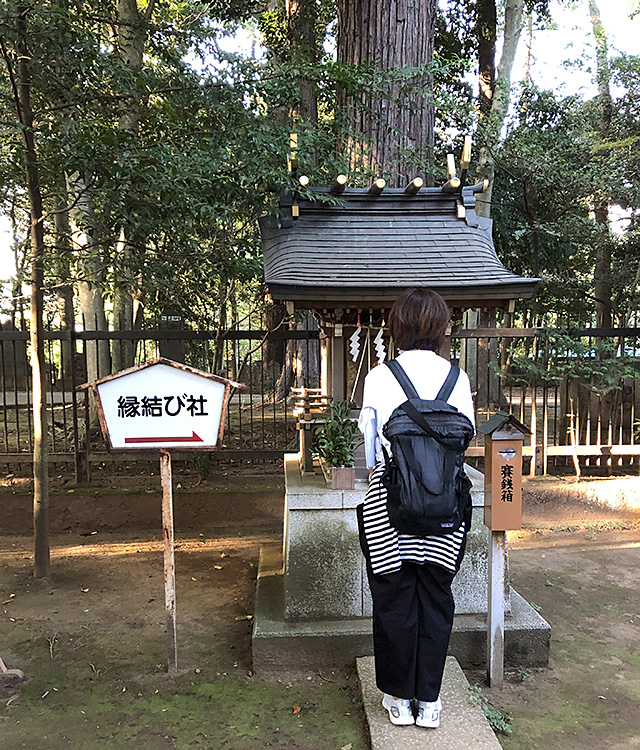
259, 173, 539, 403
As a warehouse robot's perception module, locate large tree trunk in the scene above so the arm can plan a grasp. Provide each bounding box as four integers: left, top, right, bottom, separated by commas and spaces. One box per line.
67, 173, 111, 381
275, 314, 320, 400
112, 227, 136, 371
263, 300, 286, 373
476, 0, 525, 219
337, 0, 436, 186
477, 0, 497, 115
110, 0, 155, 368
3, 5, 51, 577
286, 0, 318, 123
589, 0, 613, 328
53, 193, 76, 386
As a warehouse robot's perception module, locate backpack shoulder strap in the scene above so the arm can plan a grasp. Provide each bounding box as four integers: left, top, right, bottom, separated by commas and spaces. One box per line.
435, 365, 460, 402
385, 360, 420, 400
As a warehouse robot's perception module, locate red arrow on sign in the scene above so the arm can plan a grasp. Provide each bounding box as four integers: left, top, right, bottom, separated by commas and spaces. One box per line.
124, 431, 204, 445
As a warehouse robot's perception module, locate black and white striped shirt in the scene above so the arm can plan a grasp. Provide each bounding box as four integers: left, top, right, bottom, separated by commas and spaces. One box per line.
362, 464, 466, 576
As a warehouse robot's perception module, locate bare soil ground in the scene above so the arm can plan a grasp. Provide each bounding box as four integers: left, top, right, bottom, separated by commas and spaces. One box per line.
0, 477, 367, 750
1, 473, 640, 749
485, 477, 640, 749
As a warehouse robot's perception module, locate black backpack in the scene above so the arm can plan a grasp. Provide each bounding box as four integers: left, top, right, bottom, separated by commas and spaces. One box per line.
381, 360, 475, 537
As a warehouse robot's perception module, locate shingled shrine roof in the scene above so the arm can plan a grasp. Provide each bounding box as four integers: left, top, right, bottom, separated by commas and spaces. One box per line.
259, 184, 539, 309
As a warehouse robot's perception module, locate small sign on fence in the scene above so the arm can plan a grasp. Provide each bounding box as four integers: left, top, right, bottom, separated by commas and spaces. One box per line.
78, 358, 243, 675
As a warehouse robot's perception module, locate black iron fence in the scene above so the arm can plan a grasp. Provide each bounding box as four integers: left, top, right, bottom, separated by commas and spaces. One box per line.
1, 322, 639, 478
452, 327, 640, 475
0, 320, 321, 480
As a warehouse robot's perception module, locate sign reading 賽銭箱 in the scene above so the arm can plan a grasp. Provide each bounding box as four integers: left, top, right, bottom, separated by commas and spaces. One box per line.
78, 358, 242, 451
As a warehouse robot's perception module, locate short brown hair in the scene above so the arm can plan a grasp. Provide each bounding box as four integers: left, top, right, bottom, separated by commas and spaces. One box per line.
389, 288, 450, 352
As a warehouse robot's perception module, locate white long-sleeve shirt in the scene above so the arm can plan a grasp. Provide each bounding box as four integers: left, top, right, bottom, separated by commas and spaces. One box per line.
358, 350, 475, 468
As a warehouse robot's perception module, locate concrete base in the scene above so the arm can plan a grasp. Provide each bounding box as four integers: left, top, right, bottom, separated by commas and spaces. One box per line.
252, 545, 550, 674
283, 456, 509, 621
358, 655, 502, 749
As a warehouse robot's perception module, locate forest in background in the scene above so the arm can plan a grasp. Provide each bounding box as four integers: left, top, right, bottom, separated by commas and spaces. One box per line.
1, 0, 639, 578
0, 0, 639, 359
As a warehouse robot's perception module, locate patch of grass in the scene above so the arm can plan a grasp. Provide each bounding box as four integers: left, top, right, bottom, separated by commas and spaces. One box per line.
583, 521, 631, 532
469, 685, 512, 735
0, 627, 369, 750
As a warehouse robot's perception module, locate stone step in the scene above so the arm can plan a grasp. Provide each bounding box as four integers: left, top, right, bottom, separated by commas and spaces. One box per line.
357, 655, 503, 750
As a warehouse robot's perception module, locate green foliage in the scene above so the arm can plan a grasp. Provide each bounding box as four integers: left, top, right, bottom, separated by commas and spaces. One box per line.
314, 400, 363, 468
493, 332, 639, 395
468, 685, 512, 735
492, 77, 640, 325
0, 0, 475, 335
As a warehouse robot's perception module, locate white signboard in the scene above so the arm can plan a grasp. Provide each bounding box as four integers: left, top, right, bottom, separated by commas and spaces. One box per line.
92, 361, 233, 450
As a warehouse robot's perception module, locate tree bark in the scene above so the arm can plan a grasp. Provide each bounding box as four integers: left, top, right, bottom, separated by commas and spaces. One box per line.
589, 0, 613, 328
3, 5, 51, 577
110, 0, 154, 368
477, 0, 497, 115
53, 193, 76, 386
286, 0, 318, 123
263, 300, 286, 372
112, 227, 136, 372
67, 173, 111, 382
476, 0, 525, 219
275, 314, 319, 400
337, 0, 436, 186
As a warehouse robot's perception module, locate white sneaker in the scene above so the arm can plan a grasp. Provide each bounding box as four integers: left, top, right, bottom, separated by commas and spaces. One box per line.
381, 694, 414, 726
416, 697, 441, 728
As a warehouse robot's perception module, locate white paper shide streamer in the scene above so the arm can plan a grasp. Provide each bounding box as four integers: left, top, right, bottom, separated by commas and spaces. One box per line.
374, 328, 386, 364
349, 326, 361, 362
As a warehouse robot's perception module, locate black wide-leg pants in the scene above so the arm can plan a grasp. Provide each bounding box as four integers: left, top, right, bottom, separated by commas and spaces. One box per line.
364, 559, 456, 702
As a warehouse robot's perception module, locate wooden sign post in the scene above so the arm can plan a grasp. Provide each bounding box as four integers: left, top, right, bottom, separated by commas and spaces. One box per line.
478, 412, 529, 688
78, 358, 242, 676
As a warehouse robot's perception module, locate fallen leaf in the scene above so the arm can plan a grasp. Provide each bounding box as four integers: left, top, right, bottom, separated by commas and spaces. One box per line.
214, 565, 223, 570
81, 588, 90, 593
191, 577, 197, 581
341, 744, 353, 750
234, 614, 253, 621
292, 705, 301, 715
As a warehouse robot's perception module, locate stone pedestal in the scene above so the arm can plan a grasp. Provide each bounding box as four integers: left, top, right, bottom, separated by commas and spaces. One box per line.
283, 455, 509, 620
252, 453, 550, 673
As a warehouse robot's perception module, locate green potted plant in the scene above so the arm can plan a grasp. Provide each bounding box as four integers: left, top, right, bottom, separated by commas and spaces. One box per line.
314, 400, 363, 489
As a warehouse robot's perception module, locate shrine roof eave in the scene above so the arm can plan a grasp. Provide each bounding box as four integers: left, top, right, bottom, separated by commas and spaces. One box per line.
266, 280, 540, 310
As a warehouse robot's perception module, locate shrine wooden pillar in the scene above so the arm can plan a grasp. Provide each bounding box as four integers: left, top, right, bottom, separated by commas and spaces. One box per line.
330, 322, 346, 401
